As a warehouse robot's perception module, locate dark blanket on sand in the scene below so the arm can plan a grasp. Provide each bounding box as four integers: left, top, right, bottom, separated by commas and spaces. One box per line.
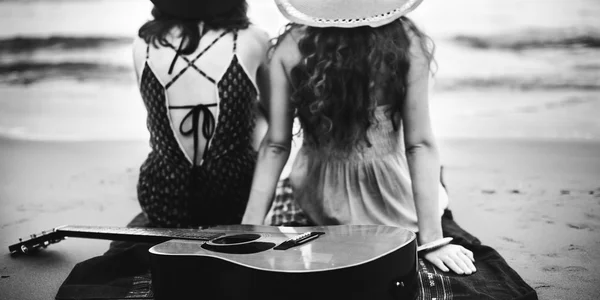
56, 210, 537, 300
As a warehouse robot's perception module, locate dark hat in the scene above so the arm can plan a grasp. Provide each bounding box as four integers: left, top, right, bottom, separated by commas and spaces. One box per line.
150, 0, 245, 20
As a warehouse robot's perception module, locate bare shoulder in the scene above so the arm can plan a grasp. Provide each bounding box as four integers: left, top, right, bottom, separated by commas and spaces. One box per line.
242, 24, 270, 43
237, 25, 272, 60
131, 36, 147, 75
238, 24, 271, 51
286, 25, 306, 44
272, 26, 304, 69
132, 36, 146, 58
400, 19, 432, 75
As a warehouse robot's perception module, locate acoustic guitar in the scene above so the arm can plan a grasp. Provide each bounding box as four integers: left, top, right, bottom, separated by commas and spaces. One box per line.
9, 224, 418, 300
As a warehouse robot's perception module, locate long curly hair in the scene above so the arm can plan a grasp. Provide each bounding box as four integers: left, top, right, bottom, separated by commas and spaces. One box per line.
279, 17, 434, 151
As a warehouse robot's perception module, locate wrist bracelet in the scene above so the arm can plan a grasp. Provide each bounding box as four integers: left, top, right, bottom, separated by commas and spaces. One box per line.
417, 237, 453, 253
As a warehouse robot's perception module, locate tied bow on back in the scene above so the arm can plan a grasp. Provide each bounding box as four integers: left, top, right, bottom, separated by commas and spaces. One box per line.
170, 103, 218, 165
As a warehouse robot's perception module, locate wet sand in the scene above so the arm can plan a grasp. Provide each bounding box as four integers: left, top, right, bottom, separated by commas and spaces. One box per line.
0, 137, 598, 299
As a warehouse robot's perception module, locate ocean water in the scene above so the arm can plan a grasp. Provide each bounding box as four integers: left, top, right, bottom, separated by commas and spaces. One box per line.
0, 0, 599, 141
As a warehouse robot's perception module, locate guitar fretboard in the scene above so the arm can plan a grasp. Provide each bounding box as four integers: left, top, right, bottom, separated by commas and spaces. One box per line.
57, 225, 224, 244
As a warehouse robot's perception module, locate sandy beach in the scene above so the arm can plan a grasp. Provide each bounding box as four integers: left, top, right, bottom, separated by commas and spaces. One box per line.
0, 138, 148, 300
439, 138, 600, 300
1, 134, 599, 299
1, 0, 599, 299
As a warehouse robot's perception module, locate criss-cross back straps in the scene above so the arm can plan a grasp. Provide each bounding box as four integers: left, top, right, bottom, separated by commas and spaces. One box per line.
164, 41, 215, 85
163, 29, 233, 89
147, 29, 240, 165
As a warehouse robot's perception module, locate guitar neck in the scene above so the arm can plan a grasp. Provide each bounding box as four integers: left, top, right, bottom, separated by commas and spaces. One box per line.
9, 225, 225, 255
56, 225, 225, 244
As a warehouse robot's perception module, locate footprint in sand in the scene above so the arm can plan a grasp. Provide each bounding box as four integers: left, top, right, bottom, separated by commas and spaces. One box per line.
566, 223, 594, 231
542, 265, 561, 272
501, 236, 522, 244
542, 253, 559, 258
539, 215, 556, 224
542, 265, 588, 273
564, 266, 588, 273
567, 244, 585, 252
584, 213, 600, 222
533, 284, 553, 289
0, 218, 30, 229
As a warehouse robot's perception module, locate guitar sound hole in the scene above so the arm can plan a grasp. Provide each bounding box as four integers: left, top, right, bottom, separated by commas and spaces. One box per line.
211, 234, 261, 245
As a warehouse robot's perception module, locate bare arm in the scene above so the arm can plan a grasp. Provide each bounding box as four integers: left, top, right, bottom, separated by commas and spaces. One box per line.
241, 35, 296, 225
403, 29, 477, 275
252, 33, 271, 150
402, 34, 442, 246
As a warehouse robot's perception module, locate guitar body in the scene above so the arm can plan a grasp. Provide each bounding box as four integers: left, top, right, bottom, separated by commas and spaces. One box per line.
149, 225, 418, 300
9, 224, 418, 299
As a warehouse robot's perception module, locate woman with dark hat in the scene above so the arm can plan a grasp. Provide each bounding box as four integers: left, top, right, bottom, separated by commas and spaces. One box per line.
132, 0, 270, 228
241, 0, 537, 298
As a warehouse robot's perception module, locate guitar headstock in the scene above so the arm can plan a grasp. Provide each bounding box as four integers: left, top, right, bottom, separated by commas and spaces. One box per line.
8, 228, 65, 256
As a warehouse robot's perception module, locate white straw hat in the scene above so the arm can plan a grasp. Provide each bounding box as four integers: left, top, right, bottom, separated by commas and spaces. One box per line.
274, 0, 424, 28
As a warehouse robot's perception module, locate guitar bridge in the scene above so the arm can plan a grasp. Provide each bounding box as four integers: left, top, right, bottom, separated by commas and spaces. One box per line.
273, 232, 324, 250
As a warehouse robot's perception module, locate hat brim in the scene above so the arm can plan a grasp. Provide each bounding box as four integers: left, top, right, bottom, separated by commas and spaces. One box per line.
275, 0, 424, 28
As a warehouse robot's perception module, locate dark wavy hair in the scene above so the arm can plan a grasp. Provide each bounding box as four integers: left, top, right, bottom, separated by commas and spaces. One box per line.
278, 17, 435, 151
139, 2, 250, 55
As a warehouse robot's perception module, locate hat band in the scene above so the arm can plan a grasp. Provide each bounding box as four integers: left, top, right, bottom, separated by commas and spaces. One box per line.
277, 0, 422, 28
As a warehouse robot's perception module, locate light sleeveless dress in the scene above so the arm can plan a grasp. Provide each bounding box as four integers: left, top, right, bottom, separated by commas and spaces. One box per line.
288, 105, 448, 232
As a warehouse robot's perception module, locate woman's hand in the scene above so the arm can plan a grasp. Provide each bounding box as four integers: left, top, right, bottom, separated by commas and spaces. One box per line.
423, 244, 477, 275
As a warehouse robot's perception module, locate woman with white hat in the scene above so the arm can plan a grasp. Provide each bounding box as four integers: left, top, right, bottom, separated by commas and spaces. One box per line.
243, 0, 473, 273
131, 0, 270, 228
242, 1, 537, 298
